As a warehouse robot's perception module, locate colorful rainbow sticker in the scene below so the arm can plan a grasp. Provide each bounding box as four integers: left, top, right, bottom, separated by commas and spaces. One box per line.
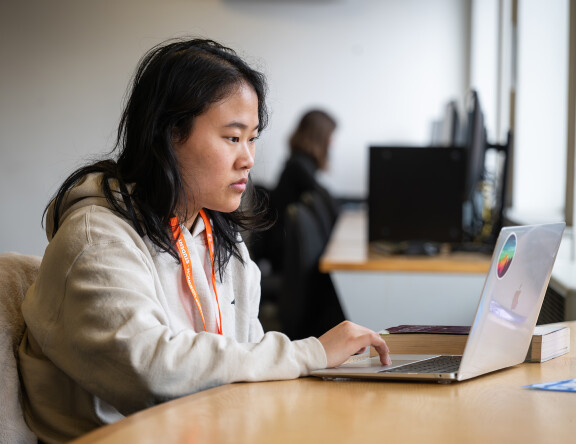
497, 233, 517, 278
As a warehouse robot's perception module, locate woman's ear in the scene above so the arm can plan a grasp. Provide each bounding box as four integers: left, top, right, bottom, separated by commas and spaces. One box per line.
172, 117, 194, 146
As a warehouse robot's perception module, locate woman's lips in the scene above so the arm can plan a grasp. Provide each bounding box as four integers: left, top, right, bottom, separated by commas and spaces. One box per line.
230, 178, 248, 192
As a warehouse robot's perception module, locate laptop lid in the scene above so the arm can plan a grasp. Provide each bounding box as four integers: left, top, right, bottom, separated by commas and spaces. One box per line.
457, 222, 565, 380
311, 222, 565, 382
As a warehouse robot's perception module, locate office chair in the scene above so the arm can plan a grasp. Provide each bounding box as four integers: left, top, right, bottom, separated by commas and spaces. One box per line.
0, 252, 41, 444
300, 189, 335, 242
279, 202, 344, 340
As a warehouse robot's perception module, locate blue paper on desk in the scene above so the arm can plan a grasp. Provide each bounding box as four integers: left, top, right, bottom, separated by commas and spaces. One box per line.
525, 379, 576, 392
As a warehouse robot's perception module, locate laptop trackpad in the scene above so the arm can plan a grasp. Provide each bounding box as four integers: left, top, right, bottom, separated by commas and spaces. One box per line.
339, 354, 438, 371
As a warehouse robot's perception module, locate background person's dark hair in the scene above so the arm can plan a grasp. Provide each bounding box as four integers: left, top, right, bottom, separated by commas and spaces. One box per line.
289, 109, 336, 170
45, 38, 270, 276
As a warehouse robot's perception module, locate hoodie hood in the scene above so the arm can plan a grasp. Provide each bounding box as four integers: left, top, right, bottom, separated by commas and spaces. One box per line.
45, 173, 123, 241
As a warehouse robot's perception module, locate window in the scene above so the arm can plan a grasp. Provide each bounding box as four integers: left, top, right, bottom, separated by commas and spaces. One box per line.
470, 0, 570, 224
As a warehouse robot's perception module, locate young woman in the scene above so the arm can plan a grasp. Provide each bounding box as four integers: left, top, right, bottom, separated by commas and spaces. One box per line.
18, 38, 390, 443
261, 109, 340, 273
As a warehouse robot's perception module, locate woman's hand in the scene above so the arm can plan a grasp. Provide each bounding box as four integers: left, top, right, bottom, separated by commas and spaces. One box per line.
318, 320, 391, 368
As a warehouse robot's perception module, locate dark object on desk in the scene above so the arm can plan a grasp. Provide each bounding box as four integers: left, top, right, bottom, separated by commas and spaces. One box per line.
371, 240, 443, 256
385, 325, 471, 334
280, 196, 345, 340
451, 241, 495, 254
368, 146, 467, 248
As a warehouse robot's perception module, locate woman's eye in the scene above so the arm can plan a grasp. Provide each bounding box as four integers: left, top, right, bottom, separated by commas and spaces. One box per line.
228, 137, 240, 143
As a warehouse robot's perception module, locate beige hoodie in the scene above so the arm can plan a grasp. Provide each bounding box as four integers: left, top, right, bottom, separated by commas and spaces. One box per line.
19, 173, 326, 444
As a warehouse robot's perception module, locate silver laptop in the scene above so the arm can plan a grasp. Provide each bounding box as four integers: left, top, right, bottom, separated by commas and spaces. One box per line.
312, 223, 565, 383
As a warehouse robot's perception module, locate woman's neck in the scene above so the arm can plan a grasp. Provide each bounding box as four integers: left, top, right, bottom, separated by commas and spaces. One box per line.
182, 210, 200, 231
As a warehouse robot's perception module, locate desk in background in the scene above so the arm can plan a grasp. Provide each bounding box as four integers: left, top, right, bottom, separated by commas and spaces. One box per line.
319, 208, 491, 331
73, 321, 576, 444
320, 208, 576, 331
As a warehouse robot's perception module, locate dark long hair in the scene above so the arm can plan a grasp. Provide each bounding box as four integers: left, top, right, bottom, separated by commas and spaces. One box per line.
45, 38, 270, 275
289, 109, 336, 170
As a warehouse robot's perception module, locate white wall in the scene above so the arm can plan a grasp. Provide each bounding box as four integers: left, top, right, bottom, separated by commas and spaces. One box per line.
0, 0, 469, 256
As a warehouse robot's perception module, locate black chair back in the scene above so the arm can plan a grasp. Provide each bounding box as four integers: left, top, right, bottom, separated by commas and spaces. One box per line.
279, 202, 344, 339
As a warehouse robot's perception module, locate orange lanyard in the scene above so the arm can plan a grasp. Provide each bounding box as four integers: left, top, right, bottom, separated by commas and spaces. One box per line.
170, 209, 223, 335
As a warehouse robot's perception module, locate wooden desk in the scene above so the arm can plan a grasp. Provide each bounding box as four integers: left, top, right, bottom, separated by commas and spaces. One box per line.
73, 322, 576, 444
319, 209, 492, 331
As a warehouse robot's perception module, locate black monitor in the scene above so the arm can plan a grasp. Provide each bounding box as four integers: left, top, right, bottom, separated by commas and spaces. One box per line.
368, 146, 467, 252
440, 100, 460, 146
464, 90, 487, 200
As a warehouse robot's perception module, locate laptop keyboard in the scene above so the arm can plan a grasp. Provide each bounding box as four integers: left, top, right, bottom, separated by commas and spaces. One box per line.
380, 355, 462, 374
